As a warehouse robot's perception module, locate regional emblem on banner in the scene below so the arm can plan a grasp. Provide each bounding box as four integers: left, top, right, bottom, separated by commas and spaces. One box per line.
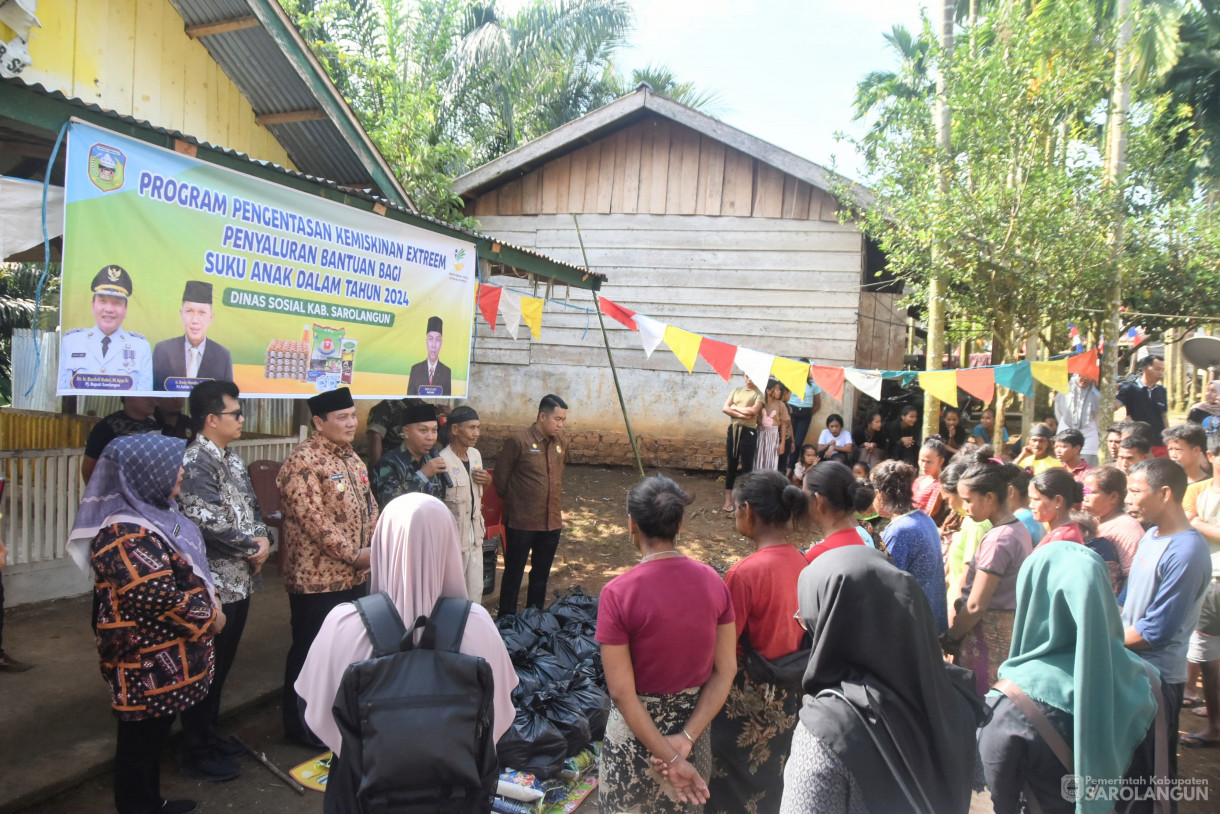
88, 144, 126, 192
454, 248, 466, 272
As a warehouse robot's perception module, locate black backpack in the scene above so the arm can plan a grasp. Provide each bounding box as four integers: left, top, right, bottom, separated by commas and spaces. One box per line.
325, 592, 497, 814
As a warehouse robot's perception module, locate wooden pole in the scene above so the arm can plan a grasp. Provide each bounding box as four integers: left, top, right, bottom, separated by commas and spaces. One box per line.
572, 215, 645, 477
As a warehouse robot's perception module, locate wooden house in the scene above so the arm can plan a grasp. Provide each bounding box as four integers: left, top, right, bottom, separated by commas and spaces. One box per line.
454, 86, 901, 468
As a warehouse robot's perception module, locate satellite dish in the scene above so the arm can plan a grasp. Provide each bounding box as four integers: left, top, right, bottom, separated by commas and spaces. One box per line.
1183, 336, 1220, 369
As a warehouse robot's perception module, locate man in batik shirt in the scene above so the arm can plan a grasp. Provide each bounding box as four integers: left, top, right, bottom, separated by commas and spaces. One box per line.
276, 387, 376, 747
176, 380, 270, 781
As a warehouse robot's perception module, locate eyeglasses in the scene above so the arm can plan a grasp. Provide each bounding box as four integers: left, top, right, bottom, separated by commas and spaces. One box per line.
793, 610, 807, 631
217, 409, 244, 419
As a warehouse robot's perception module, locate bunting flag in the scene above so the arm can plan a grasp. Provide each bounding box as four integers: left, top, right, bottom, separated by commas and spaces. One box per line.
956, 367, 995, 404
1067, 348, 1100, 381
772, 356, 810, 401
811, 365, 845, 401
663, 325, 702, 372
995, 361, 1034, 397
520, 295, 544, 340
598, 296, 638, 330
844, 368, 883, 400
699, 336, 737, 381
478, 284, 502, 331
734, 346, 775, 391
1029, 359, 1069, 393
919, 370, 959, 407
499, 288, 523, 339
634, 314, 667, 358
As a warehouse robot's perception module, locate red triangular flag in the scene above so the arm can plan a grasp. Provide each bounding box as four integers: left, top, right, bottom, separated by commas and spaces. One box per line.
698, 336, 737, 381
598, 296, 638, 331
1067, 348, 1100, 381
956, 367, 995, 404
478, 284, 502, 331
810, 365, 844, 401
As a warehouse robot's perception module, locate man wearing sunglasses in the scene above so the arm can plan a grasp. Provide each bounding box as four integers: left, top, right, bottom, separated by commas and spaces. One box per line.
175, 380, 271, 781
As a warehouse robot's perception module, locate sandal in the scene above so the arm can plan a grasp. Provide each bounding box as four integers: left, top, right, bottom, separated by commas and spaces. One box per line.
1181, 733, 1220, 748
1182, 696, 1205, 709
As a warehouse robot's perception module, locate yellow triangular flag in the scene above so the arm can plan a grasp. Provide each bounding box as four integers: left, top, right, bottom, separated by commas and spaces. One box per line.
771, 356, 809, 401
1029, 359, 1069, 393
919, 370, 959, 407
520, 295, 544, 340
663, 325, 702, 372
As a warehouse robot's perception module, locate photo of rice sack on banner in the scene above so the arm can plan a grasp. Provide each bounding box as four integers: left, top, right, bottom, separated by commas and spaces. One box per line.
57, 120, 476, 399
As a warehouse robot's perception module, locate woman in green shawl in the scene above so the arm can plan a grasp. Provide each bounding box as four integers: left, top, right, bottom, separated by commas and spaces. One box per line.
978, 540, 1163, 814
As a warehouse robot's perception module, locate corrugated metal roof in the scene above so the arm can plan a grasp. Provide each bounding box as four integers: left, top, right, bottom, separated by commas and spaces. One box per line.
164, 0, 413, 209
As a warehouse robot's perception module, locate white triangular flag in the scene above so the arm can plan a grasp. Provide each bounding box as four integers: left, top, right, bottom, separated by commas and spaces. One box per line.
733, 346, 774, 391
499, 288, 522, 340
634, 314, 667, 358
844, 368, 883, 401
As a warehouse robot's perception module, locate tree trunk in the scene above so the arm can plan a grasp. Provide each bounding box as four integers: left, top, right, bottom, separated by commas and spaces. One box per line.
1022, 329, 1039, 440
1100, 0, 1134, 462
925, 0, 956, 439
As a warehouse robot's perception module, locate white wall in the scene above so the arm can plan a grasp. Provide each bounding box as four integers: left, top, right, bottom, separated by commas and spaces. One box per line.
470, 213, 864, 440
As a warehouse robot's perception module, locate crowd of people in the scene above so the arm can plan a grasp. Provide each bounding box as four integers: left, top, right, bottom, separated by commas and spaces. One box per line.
17, 351, 1220, 813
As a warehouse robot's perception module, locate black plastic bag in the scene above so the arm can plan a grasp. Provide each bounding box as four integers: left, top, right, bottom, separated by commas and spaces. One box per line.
496, 702, 568, 777
561, 619, 597, 638
518, 606, 562, 636
542, 631, 585, 672
567, 675, 610, 741
538, 687, 592, 759
547, 587, 599, 625
497, 614, 540, 651
574, 653, 605, 688
528, 650, 570, 685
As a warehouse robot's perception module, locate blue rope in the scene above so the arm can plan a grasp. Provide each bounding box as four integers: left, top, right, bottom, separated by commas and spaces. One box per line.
25, 120, 70, 399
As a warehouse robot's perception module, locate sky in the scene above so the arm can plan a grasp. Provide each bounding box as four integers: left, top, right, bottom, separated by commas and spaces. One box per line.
611, 0, 928, 183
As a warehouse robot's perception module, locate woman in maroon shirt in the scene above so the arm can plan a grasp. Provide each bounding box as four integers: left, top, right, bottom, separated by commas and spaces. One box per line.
708, 470, 810, 814
1029, 467, 1090, 546
597, 476, 736, 812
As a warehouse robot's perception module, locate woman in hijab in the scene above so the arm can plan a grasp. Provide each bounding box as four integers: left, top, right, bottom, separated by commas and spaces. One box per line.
779, 546, 984, 814
67, 434, 219, 814
978, 541, 1161, 814
295, 493, 517, 754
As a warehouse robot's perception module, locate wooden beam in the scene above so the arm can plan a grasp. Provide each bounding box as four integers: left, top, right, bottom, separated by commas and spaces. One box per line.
254, 109, 329, 126
184, 16, 259, 39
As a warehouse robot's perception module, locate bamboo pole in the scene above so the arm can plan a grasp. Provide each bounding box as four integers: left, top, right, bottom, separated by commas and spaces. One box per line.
572, 215, 645, 477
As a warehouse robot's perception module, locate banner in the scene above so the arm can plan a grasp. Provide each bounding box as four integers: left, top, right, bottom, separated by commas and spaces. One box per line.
57, 121, 477, 398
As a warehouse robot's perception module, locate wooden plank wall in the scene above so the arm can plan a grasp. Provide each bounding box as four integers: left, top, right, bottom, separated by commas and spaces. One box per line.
471, 119, 842, 222
13, 0, 292, 167
855, 292, 907, 371
470, 212, 864, 439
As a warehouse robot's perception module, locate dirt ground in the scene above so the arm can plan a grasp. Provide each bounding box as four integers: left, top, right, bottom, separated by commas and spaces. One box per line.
18, 464, 1219, 812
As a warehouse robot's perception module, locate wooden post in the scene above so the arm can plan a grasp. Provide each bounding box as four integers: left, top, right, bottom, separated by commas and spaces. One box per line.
572, 215, 645, 477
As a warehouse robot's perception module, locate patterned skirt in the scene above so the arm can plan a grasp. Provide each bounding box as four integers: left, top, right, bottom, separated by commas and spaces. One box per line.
707, 670, 800, 814
957, 608, 1015, 696
602, 688, 712, 814
755, 426, 780, 471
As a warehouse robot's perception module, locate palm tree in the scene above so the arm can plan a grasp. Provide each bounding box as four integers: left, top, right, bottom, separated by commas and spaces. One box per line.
1165, 0, 1220, 182
852, 24, 935, 165
628, 63, 723, 113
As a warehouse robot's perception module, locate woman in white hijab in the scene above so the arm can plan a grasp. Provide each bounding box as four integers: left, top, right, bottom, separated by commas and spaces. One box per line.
296, 493, 517, 752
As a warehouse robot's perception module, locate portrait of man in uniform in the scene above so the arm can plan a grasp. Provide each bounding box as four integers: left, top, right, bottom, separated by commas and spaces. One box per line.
152, 280, 234, 390
58, 264, 152, 392
405, 315, 451, 395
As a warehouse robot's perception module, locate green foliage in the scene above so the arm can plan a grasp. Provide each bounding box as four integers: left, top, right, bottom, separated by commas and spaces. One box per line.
281, 0, 710, 223
0, 263, 60, 405
848, 0, 1220, 358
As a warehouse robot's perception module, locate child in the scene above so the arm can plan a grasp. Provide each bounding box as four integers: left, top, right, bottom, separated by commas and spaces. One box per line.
792, 444, 817, 487
817, 414, 853, 464
914, 439, 950, 521
754, 379, 791, 473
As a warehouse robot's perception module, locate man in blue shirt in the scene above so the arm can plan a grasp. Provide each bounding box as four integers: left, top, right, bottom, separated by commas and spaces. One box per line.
1116, 355, 1169, 454
1122, 458, 1211, 791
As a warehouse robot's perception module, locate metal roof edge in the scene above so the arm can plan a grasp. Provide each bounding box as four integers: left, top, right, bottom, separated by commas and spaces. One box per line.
246, 0, 416, 212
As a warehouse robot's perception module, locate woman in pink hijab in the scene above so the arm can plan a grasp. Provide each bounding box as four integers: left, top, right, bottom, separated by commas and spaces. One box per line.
295, 493, 517, 753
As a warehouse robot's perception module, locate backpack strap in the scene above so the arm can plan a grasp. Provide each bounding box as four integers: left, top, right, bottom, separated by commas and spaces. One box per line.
994, 679, 1074, 772
428, 597, 472, 653
352, 592, 409, 657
